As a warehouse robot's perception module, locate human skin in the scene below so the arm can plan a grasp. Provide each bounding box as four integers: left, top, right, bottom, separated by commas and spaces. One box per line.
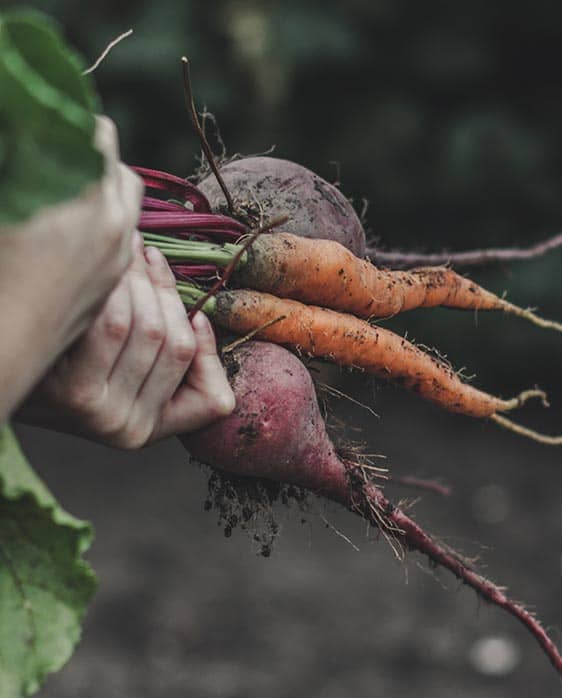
2, 116, 235, 438
0, 116, 143, 422
19, 236, 235, 448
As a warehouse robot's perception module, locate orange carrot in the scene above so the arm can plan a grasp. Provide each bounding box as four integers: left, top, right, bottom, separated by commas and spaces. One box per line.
178, 284, 560, 443
237, 233, 562, 331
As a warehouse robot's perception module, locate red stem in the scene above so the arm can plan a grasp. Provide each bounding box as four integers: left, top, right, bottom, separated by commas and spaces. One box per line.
388, 474, 451, 497
369, 232, 562, 268
142, 196, 185, 212
358, 481, 562, 674
133, 166, 211, 212
171, 263, 219, 279
139, 211, 246, 238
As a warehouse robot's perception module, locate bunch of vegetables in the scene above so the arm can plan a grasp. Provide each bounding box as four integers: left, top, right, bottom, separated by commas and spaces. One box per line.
136, 158, 562, 442
134, 147, 562, 675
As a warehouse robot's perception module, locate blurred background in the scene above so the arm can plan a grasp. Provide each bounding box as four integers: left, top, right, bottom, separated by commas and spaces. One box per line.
6, 0, 562, 695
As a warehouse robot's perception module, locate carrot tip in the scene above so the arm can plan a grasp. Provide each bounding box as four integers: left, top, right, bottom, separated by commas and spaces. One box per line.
502, 301, 562, 333
502, 388, 550, 411
491, 414, 562, 445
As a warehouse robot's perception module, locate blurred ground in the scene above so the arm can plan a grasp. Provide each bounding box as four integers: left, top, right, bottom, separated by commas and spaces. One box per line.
21, 376, 562, 698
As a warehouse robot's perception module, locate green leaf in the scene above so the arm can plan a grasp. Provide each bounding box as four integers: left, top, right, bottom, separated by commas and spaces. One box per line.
0, 10, 103, 226
0, 425, 97, 697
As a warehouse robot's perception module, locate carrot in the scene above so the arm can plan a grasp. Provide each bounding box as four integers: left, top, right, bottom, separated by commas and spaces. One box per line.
146, 231, 562, 332
177, 283, 561, 443
235, 233, 562, 331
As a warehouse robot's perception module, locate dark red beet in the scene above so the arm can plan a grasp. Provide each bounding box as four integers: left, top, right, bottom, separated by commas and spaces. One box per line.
198, 156, 366, 257
182, 341, 345, 499
182, 340, 562, 675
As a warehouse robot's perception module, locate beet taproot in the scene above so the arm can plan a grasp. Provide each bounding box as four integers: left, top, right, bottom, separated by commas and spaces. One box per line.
181, 340, 562, 675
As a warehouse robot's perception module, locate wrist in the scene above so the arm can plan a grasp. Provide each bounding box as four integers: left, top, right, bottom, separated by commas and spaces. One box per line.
0, 294, 53, 420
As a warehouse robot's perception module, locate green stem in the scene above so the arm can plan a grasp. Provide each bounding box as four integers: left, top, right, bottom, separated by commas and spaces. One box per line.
176, 281, 217, 315
141, 232, 247, 268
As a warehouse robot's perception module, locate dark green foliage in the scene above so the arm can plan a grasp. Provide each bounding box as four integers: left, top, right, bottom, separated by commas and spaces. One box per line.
0, 426, 97, 697
0, 10, 102, 224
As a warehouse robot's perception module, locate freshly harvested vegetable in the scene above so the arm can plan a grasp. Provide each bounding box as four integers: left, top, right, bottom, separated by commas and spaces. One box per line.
144, 230, 562, 332
181, 341, 562, 675
175, 283, 562, 444
134, 163, 562, 444
197, 156, 367, 257
139, 73, 562, 687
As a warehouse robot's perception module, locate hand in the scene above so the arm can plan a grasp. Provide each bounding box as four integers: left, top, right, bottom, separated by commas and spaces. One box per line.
0, 116, 143, 420
18, 236, 235, 448
0, 116, 143, 348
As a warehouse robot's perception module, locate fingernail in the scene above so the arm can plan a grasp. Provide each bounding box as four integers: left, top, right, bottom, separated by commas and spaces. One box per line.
192, 311, 211, 333
145, 245, 164, 266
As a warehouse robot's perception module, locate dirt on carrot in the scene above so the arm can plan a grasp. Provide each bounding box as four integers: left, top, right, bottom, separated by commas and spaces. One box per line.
212, 289, 545, 420
236, 233, 562, 332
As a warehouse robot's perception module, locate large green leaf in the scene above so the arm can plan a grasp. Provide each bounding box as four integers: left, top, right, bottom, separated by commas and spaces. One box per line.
0, 10, 103, 226
0, 425, 97, 697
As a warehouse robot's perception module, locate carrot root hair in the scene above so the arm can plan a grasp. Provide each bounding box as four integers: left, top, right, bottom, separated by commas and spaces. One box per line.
501, 300, 562, 333
501, 388, 549, 412
493, 389, 562, 444
491, 414, 562, 445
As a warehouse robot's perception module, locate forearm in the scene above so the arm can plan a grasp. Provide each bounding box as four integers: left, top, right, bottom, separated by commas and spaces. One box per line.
0, 118, 145, 425
0, 228, 92, 422
0, 292, 62, 422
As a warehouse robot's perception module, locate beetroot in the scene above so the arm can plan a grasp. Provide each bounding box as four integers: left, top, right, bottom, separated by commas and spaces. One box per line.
197, 156, 366, 257
182, 340, 562, 675
182, 341, 346, 499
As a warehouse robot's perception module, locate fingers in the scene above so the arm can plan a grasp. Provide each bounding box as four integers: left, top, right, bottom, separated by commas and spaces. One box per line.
106, 235, 166, 405
185, 312, 232, 393
42, 273, 131, 420
61, 275, 132, 388
40, 234, 234, 448
155, 311, 235, 439
124, 247, 198, 444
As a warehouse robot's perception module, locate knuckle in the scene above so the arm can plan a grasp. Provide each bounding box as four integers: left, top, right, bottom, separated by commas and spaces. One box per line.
133, 303, 166, 344
208, 389, 236, 419
103, 315, 130, 342
65, 384, 103, 415
111, 423, 154, 450
167, 335, 196, 363
88, 410, 130, 442
138, 317, 166, 344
